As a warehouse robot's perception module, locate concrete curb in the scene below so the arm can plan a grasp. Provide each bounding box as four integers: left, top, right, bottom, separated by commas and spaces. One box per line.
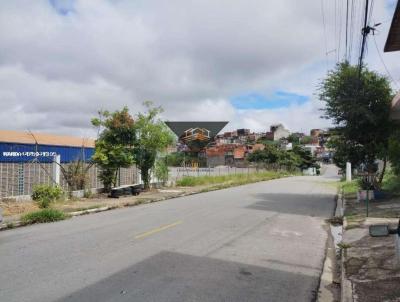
340, 196, 354, 302
341, 241, 354, 302
317, 193, 341, 302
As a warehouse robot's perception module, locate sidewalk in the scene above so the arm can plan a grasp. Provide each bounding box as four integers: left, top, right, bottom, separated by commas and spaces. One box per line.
341, 194, 400, 302
0, 185, 208, 229
0, 170, 292, 229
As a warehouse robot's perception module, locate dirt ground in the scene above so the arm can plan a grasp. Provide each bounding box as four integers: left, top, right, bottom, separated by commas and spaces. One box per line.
343, 195, 400, 302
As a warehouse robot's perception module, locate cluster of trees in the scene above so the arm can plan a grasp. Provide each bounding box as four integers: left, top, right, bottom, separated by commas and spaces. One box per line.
257, 134, 314, 147
91, 103, 173, 191
163, 152, 202, 167
287, 134, 313, 145
247, 144, 319, 172
319, 62, 398, 183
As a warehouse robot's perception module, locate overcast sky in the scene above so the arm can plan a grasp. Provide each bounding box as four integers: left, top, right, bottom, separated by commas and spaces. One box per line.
0, 0, 399, 138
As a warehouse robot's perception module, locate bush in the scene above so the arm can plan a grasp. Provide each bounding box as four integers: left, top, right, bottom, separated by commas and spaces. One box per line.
176, 171, 290, 187
83, 189, 92, 198
340, 179, 360, 199
36, 197, 51, 209
32, 184, 64, 208
382, 168, 400, 193
176, 176, 198, 186
154, 158, 169, 184
21, 209, 69, 225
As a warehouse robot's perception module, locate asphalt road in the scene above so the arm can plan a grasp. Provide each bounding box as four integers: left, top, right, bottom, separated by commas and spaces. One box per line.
0, 165, 338, 302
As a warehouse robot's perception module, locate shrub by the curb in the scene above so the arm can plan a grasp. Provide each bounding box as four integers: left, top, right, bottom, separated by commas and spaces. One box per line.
21, 209, 69, 225
6, 222, 15, 229
32, 184, 64, 208
176, 171, 290, 187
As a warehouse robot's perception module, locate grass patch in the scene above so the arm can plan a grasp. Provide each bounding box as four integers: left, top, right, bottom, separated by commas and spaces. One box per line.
327, 216, 343, 225
345, 224, 361, 230
337, 242, 352, 249
339, 179, 360, 199
21, 209, 70, 225
382, 169, 400, 193
6, 222, 15, 229
176, 170, 293, 187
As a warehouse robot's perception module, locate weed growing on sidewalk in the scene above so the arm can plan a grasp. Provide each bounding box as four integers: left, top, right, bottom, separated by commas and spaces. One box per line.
176, 171, 292, 187
21, 209, 70, 225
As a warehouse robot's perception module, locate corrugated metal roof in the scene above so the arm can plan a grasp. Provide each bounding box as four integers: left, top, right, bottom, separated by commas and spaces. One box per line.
0, 130, 95, 148
385, 1, 400, 52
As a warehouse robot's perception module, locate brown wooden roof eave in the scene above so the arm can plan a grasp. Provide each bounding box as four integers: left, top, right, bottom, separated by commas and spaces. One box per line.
385, 1, 400, 52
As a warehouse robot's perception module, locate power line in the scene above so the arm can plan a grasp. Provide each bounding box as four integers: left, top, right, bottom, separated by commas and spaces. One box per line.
333, 0, 339, 62
358, 0, 369, 77
320, 0, 329, 71
356, 0, 365, 66
367, 0, 374, 26
345, 0, 349, 61
372, 35, 400, 89
338, 0, 343, 61
349, 0, 355, 63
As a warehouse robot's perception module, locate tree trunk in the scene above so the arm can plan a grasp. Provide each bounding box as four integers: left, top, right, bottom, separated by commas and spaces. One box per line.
378, 157, 387, 184
141, 168, 150, 190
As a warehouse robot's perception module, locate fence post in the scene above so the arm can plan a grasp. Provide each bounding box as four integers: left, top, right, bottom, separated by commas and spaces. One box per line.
52, 154, 61, 185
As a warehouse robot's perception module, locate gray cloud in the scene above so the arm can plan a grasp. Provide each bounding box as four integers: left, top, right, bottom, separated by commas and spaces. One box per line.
0, 0, 397, 137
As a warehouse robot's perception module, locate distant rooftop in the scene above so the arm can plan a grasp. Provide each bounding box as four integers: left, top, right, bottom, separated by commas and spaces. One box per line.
0, 130, 95, 148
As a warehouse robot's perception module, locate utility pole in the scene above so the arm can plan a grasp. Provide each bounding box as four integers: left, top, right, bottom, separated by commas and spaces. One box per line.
358, 0, 369, 78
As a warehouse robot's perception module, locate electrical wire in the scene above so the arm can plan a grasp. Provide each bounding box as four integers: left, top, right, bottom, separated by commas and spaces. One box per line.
372, 35, 400, 89
349, 0, 355, 63
367, 0, 374, 26
338, 0, 343, 61
320, 0, 329, 71
345, 0, 349, 61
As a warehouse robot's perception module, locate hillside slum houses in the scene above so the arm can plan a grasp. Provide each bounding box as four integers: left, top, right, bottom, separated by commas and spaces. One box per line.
203, 125, 330, 167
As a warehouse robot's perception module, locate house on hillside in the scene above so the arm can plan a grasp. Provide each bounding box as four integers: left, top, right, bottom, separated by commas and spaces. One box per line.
265, 124, 290, 141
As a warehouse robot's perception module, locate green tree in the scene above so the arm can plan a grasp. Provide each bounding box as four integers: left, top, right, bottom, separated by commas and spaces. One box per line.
133, 102, 174, 190
91, 107, 135, 191
319, 62, 393, 180
154, 157, 169, 184
278, 150, 301, 170
300, 136, 313, 145
326, 132, 366, 170
247, 144, 317, 172
165, 152, 187, 167
247, 145, 281, 164
388, 128, 400, 176
287, 133, 301, 145
291, 145, 319, 171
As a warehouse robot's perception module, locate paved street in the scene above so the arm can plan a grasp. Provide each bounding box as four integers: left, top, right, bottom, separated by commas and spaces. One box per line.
0, 166, 338, 302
